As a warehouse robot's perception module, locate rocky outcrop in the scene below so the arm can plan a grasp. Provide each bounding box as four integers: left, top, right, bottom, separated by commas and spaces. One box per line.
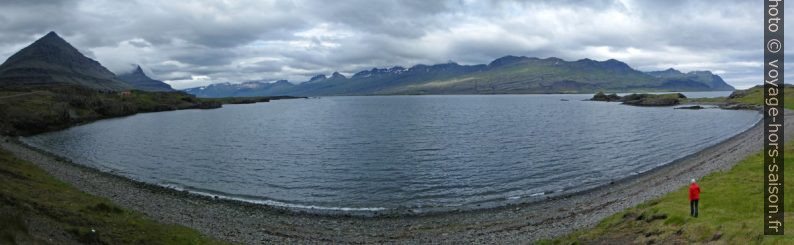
621, 93, 685, 106
674, 105, 705, 110
589, 92, 686, 106
590, 92, 621, 102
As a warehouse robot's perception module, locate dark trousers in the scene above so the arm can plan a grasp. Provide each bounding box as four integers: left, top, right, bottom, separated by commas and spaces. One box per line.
690, 200, 699, 217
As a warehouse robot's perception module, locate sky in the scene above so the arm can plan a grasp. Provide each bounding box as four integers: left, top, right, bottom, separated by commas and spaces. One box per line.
0, 0, 786, 89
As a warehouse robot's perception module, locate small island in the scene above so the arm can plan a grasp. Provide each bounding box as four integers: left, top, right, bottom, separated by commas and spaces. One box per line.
590, 92, 686, 106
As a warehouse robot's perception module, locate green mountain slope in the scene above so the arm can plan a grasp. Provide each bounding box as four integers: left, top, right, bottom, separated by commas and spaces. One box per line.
377, 57, 660, 94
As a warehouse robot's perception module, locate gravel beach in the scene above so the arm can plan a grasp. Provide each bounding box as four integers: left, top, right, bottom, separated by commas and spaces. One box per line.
1, 110, 788, 244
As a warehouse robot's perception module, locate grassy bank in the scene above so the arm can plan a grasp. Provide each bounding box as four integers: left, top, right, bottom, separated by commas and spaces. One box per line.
0, 84, 302, 136
729, 85, 794, 109
686, 85, 794, 110
0, 147, 225, 244
541, 141, 794, 244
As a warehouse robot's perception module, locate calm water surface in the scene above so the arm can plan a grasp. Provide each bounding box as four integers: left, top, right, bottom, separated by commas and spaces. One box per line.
24, 93, 759, 214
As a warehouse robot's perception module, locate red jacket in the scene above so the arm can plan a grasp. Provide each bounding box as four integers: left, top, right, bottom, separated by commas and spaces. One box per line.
689, 183, 700, 201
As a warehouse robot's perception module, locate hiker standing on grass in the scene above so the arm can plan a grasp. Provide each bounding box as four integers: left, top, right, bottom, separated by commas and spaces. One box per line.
689, 179, 700, 217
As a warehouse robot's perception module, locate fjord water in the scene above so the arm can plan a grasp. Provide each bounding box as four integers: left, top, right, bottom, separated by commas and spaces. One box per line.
24, 93, 759, 214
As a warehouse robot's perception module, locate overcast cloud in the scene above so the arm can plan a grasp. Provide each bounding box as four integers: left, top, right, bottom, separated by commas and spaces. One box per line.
0, 0, 785, 89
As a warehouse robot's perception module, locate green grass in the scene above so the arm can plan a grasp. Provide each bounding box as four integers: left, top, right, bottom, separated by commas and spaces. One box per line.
731, 85, 794, 110
687, 85, 794, 110
0, 148, 226, 244
540, 141, 794, 244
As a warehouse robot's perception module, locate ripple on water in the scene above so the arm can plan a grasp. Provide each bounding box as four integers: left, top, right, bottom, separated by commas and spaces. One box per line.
23, 93, 760, 214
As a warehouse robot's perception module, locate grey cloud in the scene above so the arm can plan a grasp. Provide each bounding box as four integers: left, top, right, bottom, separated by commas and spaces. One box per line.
127, 39, 151, 48
0, 0, 783, 89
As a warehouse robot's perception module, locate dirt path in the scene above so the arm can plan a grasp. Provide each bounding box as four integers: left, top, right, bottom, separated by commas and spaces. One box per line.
1, 110, 787, 243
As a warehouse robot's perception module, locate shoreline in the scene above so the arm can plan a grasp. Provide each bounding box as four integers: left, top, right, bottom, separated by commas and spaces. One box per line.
1, 110, 785, 243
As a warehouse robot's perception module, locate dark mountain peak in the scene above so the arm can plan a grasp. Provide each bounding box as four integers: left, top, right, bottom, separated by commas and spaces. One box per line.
604, 59, 625, 65
121, 64, 147, 77
120, 64, 149, 77
274, 79, 292, 85
39, 31, 67, 44
17, 31, 82, 61
117, 65, 174, 92
26, 31, 79, 56
646, 68, 685, 78
352, 67, 389, 78
41, 31, 62, 41
489, 55, 528, 67
309, 74, 327, 82
133, 65, 144, 74
0, 31, 131, 91
601, 59, 632, 71
330, 71, 346, 79
352, 70, 370, 78
544, 57, 565, 63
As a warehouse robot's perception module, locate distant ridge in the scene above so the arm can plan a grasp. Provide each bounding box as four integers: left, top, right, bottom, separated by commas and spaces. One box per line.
118, 65, 175, 92
645, 68, 734, 91
185, 79, 295, 98
0, 31, 131, 91
184, 56, 735, 98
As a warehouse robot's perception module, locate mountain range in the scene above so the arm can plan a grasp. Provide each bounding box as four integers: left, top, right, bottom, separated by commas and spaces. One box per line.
0, 32, 734, 96
0, 32, 172, 92
184, 56, 734, 98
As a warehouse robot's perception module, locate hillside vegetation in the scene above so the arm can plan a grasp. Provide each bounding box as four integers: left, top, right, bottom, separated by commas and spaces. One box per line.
541, 141, 794, 244
727, 85, 794, 109
0, 147, 225, 244
0, 85, 222, 136
0, 84, 300, 136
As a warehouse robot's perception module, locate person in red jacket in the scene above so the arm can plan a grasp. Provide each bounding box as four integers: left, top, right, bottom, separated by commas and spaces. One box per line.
689, 178, 701, 217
